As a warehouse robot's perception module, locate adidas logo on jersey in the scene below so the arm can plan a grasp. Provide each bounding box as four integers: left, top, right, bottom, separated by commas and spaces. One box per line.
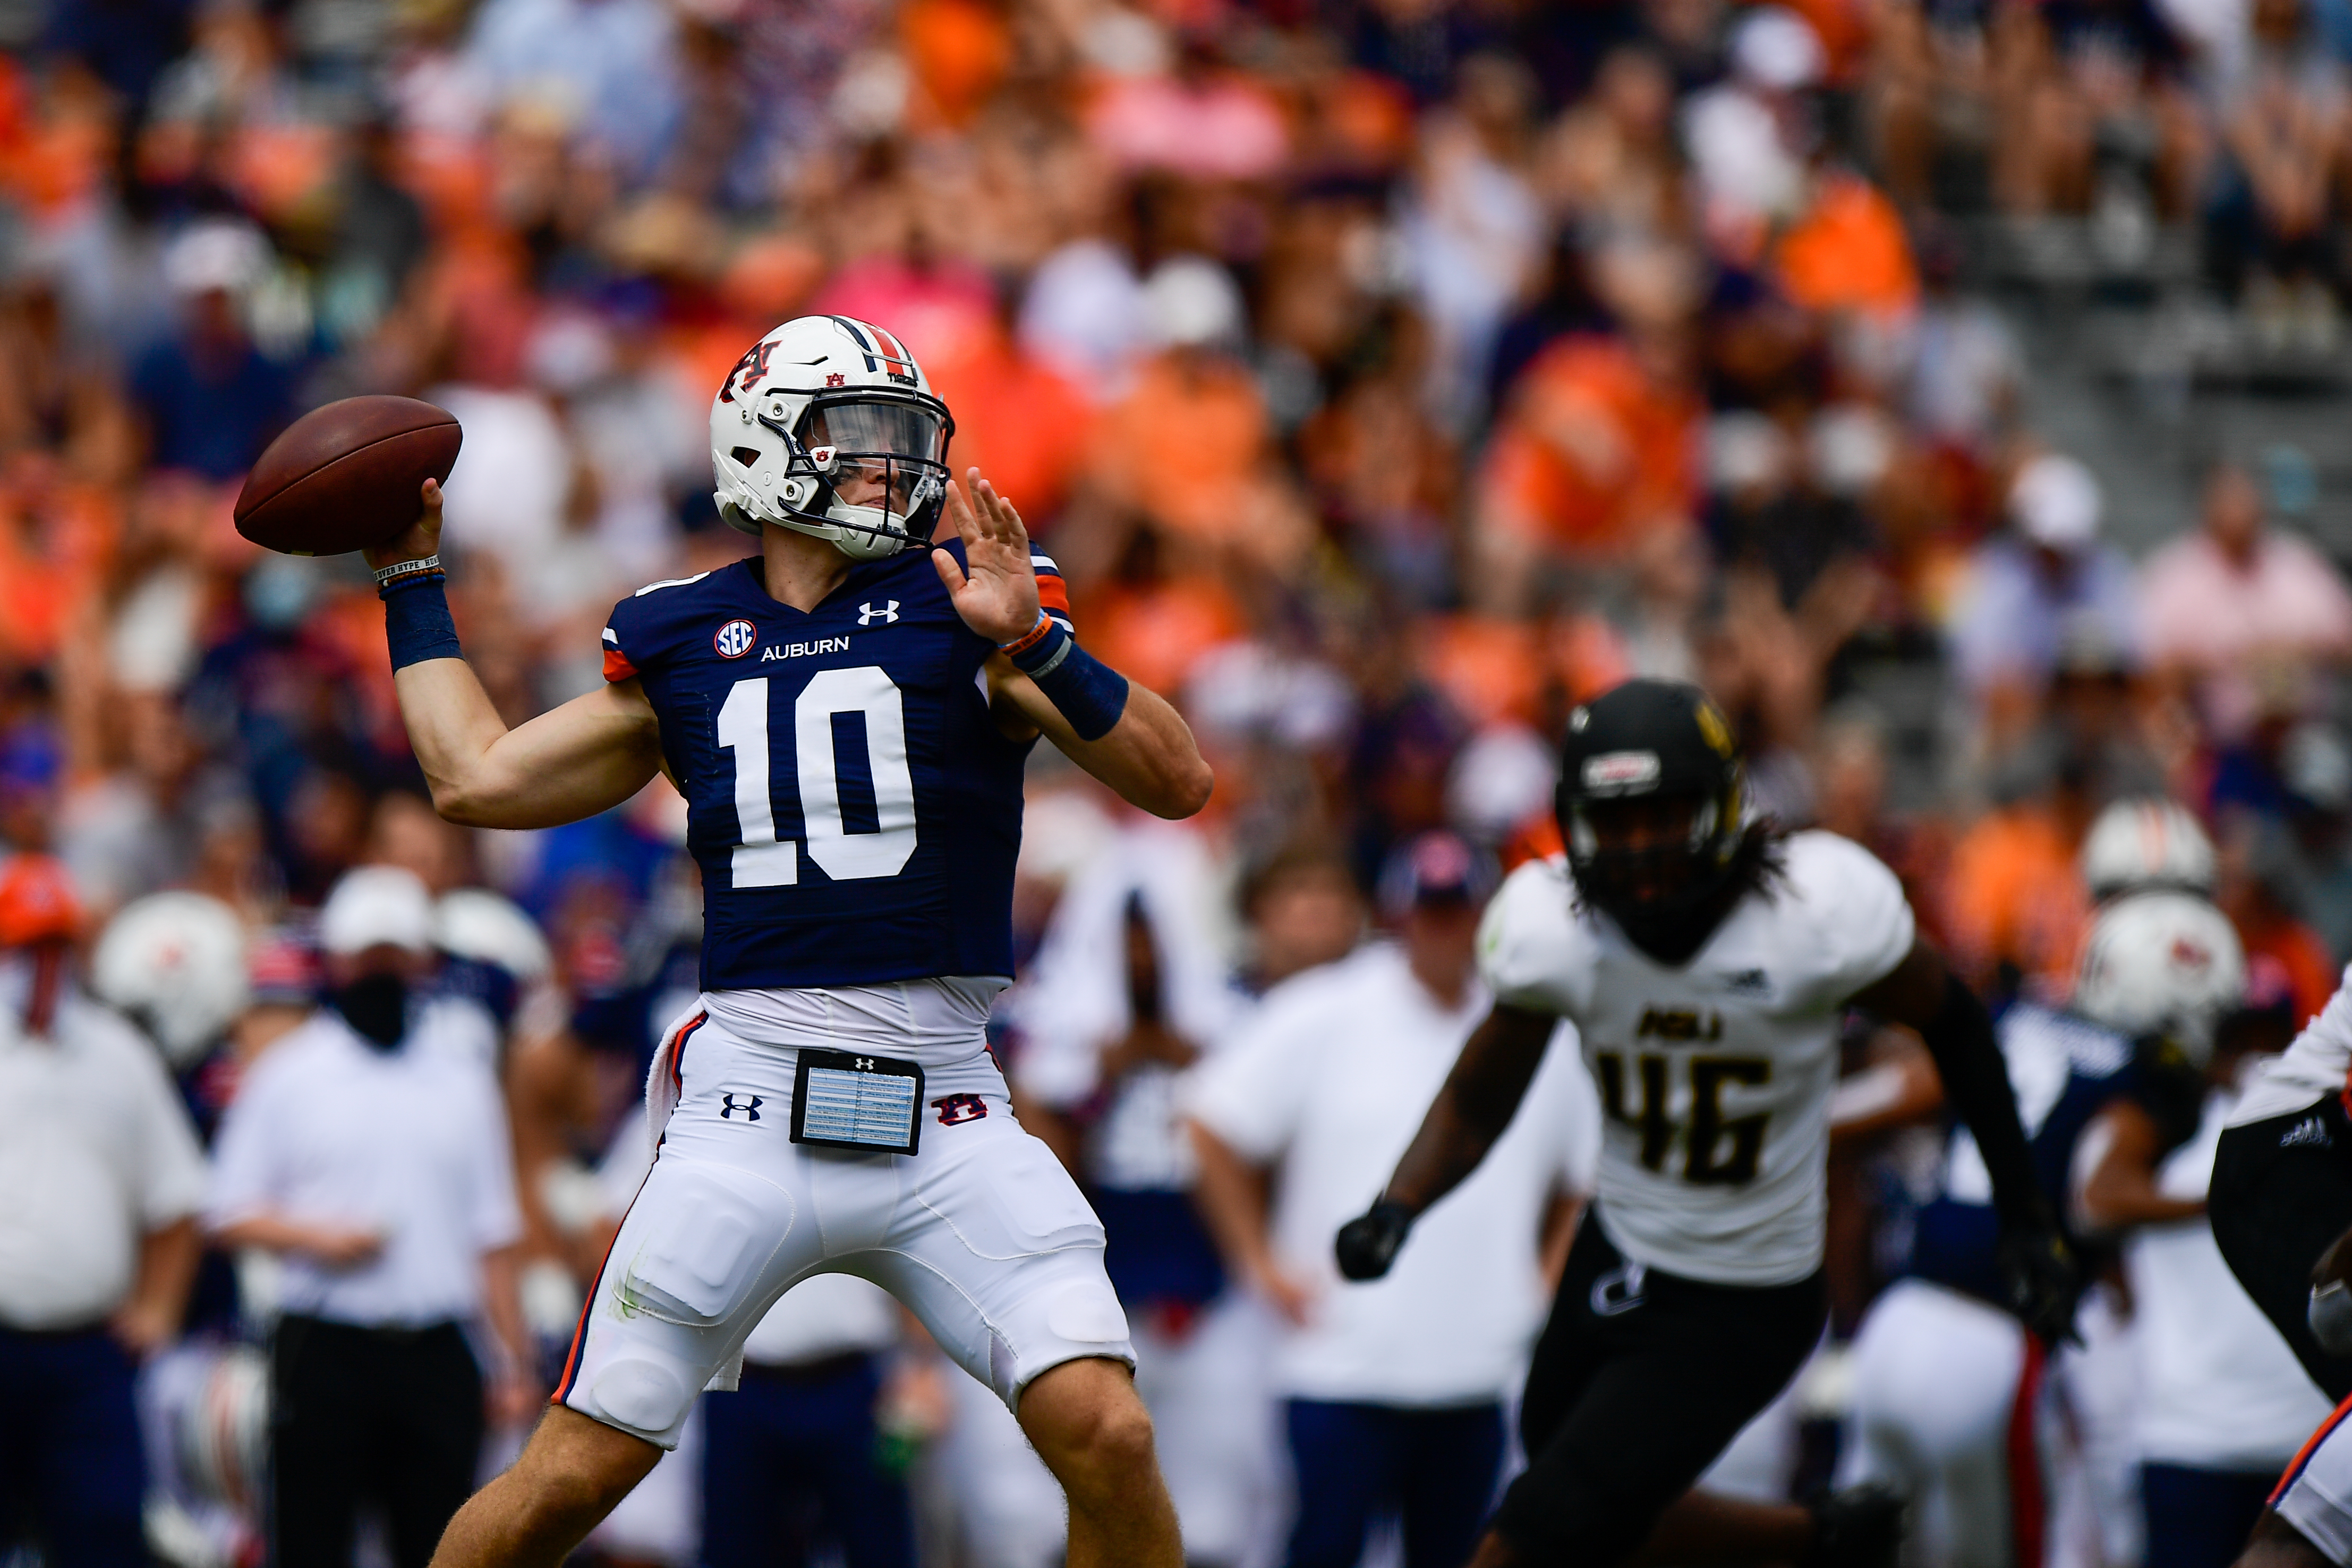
2282, 1116, 2335, 1149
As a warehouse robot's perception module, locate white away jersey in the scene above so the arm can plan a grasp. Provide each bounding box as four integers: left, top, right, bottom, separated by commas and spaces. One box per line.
2229, 961, 2352, 1127
1479, 831, 1915, 1285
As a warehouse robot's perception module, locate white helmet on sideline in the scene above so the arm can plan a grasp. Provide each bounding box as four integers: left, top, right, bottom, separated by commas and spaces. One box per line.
91, 891, 251, 1068
707, 314, 955, 560
433, 888, 552, 982
2071, 890, 2245, 1066
2080, 797, 2215, 903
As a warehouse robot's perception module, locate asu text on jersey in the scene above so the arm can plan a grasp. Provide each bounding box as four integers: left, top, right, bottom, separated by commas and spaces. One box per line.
600, 542, 1075, 990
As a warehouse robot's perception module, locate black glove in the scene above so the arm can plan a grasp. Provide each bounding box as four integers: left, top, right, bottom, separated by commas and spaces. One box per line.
1335, 1200, 1417, 1281
1998, 1220, 2083, 1345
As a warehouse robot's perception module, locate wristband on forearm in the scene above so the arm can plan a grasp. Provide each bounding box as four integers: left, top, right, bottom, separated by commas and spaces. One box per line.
998, 612, 1129, 742
378, 556, 461, 671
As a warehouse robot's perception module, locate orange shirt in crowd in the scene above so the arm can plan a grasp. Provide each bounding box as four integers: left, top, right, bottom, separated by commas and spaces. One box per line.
1773, 172, 1919, 320
899, 0, 1012, 131
1076, 574, 1244, 699
1940, 803, 2090, 1000
1476, 335, 1699, 561
2236, 910, 2338, 1031
919, 326, 1094, 523
1418, 613, 1631, 728
0, 476, 116, 666
1091, 352, 1271, 544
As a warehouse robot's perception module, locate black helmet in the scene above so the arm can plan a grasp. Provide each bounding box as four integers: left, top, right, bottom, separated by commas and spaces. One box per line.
1555, 679, 1749, 958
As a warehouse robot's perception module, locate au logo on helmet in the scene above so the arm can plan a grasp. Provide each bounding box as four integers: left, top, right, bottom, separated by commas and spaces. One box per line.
718, 341, 776, 404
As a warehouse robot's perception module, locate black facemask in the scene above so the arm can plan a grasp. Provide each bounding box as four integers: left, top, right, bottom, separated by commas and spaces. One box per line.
333, 972, 410, 1050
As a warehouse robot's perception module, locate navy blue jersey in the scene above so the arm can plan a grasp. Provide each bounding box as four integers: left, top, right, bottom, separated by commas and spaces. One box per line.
601, 543, 1074, 991
1906, 1001, 2137, 1306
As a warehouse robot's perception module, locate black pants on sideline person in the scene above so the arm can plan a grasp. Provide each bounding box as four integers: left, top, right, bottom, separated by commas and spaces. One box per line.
269, 1314, 484, 1568
2212, 1096, 2352, 1402
0, 1325, 148, 1568
1488, 1207, 1827, 1563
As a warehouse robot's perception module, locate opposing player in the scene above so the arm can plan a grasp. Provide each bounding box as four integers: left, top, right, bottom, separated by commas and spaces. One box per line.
361, 315, 1209, 1568
2212, 957, 2352, 1403
1842, 889, 2245, 1568
1333, 679, 2075, 1568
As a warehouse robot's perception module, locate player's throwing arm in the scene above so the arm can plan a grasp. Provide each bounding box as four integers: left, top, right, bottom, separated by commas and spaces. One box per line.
358, 472, 1207, 831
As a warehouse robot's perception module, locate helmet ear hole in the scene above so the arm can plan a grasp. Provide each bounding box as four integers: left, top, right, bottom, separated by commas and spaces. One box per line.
729, 447, 761, 468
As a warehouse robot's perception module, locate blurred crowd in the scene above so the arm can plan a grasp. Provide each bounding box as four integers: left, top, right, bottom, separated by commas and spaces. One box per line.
12, 0, 2352, 1558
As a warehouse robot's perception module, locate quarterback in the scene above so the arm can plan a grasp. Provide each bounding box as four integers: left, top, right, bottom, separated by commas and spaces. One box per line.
363, 316, 1207, 1568
1334, 679, 2076, 1568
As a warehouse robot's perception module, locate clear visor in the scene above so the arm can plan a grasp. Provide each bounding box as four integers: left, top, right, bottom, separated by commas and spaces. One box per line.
799, 399, 950, 466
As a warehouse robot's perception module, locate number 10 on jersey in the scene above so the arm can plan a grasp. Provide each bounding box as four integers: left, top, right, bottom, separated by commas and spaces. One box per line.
715, 669, 918, 888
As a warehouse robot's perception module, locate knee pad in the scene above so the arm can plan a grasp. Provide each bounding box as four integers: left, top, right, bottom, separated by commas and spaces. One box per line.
586, 1358, 695, 1440
994, 1279, 1134, 1408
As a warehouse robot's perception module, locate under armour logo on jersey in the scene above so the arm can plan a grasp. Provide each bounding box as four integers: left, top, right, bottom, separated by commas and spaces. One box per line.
720, 1093, 763, 1121
1723, 969, 1771, 996
857, 601, 900, 626
714, 619, 758, 659
2283, 1116, 2334, 1149
933, 1093, 988, 1127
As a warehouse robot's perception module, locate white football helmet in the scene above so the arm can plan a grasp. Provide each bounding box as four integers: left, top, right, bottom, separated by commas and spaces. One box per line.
707, 314, 955, 560
2080, 797, 2216, 903
433, 888, 552, 982
91, 891, 251, 1068
2071, 890, 2246, 1065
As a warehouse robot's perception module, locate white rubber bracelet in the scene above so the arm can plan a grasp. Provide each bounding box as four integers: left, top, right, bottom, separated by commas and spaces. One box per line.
373, 554, 443, 586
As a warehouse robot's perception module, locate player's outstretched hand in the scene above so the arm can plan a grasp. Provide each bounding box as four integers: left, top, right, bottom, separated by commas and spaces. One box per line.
1998, 1220, 2083, 1345
1335, 1200, 1417, 1281
363, 476, 446, 572
933, 468, 1041, 645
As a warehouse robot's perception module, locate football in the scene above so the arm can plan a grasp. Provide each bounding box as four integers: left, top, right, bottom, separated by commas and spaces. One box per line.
234, 396, 463, 557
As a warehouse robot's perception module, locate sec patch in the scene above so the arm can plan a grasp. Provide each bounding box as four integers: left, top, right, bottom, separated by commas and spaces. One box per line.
714, 619, 757, 659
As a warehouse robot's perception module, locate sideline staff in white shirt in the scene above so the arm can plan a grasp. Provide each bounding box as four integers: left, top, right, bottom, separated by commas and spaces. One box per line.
1185, 833, 1600, 1568
207, 866, 530, 1568
0, 854, 209, 1568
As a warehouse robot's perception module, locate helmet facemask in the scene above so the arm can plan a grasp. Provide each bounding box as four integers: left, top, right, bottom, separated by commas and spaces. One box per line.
1561, 779, 1748, 964
746, 388, 951, 560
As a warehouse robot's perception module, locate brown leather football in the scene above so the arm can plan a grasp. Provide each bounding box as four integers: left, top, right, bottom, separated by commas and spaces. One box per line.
234, 396, 463, 556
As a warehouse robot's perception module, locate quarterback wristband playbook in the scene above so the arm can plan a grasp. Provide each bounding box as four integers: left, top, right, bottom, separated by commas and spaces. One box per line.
791, 1049, 925, 1156
376, 555, 461, 671
999, 613, 1128, 742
